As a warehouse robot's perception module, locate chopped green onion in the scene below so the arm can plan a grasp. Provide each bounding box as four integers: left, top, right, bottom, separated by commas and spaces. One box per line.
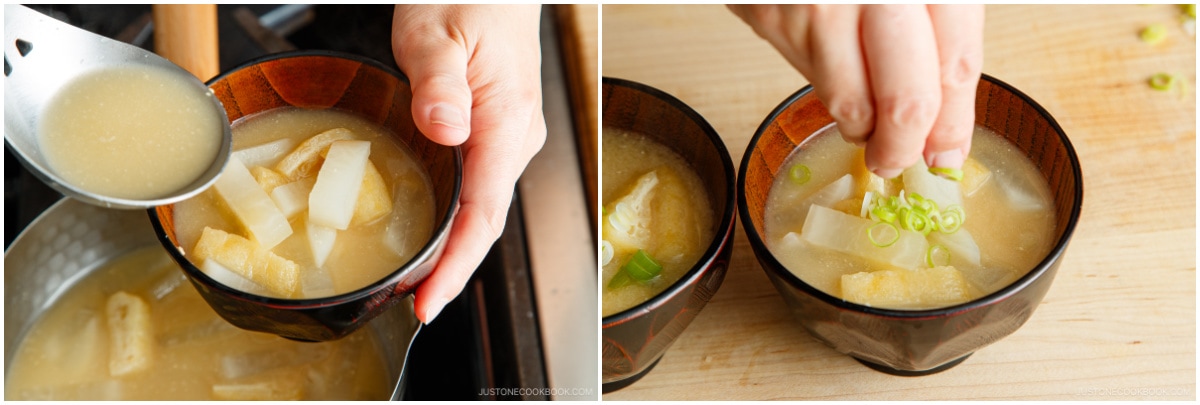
871, 206, 898, 223
789, 164, 812, 185
939, 205, 965, 233
928, 167, 964, 182
926, 245, 951, 267
867, 222, 900, 247
607, 271, 633, 289
1141, 23, 1168, 45
1150, 73, 1176, 91
623, 249, 662, 282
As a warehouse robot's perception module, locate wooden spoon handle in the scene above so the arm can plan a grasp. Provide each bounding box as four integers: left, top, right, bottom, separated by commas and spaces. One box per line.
152, 4, 219, 80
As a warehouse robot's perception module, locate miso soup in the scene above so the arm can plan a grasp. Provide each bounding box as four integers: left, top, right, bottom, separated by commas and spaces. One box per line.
172, 107, 435, 299
39, 65, 224, 200
5, 246, 391, 400
601, 128, 715, 317
763, 125, 1056, 310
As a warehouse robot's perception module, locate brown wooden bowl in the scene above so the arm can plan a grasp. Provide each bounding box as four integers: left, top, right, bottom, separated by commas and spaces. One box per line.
601, 77, 737, 391
738, 74, 1083, 375
148, 51, 462, 342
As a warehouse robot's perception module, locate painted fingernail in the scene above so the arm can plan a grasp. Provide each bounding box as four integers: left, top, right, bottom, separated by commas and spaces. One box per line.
927, 149, 965, 170
872, 167, 903, 179
430, 104, 467, 130
422, 297, 450, 324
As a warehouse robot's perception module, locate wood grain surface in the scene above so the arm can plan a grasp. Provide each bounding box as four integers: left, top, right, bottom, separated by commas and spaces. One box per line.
601, 4, 1195, 400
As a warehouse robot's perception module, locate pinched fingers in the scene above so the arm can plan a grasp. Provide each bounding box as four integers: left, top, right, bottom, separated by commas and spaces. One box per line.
860, 5, 942, 178
924, 4, 984, 171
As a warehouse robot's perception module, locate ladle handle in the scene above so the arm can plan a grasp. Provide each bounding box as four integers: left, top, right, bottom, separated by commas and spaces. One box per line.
152, 4, 219, 81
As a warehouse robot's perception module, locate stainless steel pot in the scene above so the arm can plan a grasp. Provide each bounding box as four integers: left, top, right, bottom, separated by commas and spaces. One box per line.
4, 198, 420, 400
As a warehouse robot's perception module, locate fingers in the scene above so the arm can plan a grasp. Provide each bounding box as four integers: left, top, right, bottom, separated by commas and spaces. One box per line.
924, 5, 984, 170
860, 5, 942, 178
392, 7, 473, 146
806, 5, 875, 145
414, 102, 545, 324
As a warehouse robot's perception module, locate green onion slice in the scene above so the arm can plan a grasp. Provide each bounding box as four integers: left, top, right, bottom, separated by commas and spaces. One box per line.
1141, 23, 1168, 45
607, 271, 633, 289
623, 249, 663, 282
928, 167, 964, 182
939, 205, 965, 233
789, 164, 812, 185
926, 245, 951, 267
867, 222, 900, 247
871, 206, 898, 224
1150, 73, 1175, 91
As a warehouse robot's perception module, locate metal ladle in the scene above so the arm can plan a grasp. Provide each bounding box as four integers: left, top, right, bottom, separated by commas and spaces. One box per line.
4, 4, 231, 209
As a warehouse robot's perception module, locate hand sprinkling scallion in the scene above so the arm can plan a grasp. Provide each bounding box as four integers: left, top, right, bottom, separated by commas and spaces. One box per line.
789, 164, 812, 185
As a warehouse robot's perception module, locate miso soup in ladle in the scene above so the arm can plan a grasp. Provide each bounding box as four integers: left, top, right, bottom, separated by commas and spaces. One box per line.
4, 4, 231, 209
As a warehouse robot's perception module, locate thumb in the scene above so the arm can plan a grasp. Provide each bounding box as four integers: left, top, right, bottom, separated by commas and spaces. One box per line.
392, 24, 473, 146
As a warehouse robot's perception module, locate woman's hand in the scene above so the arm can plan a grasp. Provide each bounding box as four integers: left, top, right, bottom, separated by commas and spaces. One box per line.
392, 5, 546, 323
729, 5, 984, 178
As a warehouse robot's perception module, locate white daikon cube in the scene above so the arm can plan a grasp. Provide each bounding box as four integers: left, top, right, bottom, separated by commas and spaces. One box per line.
308, 140, 371, 230
269, 177, 317, 219
233, 137, 299, 168
306, 221, 338, 268
213, 157, 293, 249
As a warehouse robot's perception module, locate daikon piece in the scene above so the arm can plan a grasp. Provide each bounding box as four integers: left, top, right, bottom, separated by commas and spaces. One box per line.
212, 379, 304, 401
603, 170, 659, 252
902, 159, 963, 208
192, 227, 300, 297
275, 128, 355, 179
350, 160, 393, 226
800, 204, 927, 270
200, 259, 271, 296
997, 169, 1051, 212
106, 291, 153, 377
960, 157, 992, 197
301, 264, 337, 298
928, 228, 982, 267
309, 140, 372, 230
796, 174, 855, 222
269, 177, 317, 219
841, 266, 975, 309
250, 166, 290, 194
233, 137, 298, 168
213, 157, 293, 249
778, 231, 805, 251
307, 221, 338, 268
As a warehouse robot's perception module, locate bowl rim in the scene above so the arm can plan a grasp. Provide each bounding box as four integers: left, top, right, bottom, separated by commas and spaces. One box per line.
736, 73, 1084, 319
148, 49, 463, 308
600, 76, 737, 326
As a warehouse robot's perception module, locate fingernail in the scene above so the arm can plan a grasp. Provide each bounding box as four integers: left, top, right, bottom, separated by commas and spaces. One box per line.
927, 149, 965, 170
430, 104, 467, 130
422, 297, 450, 324
872, 167, 903, 179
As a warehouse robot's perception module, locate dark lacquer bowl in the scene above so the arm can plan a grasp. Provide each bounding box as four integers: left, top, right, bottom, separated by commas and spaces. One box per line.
601, 77, 737, 392
738, 74, 1083, 375
149, 51, 462, 342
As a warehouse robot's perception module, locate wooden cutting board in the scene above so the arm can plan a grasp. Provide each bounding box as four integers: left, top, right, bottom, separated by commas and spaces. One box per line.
603, 4, 1195, 400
